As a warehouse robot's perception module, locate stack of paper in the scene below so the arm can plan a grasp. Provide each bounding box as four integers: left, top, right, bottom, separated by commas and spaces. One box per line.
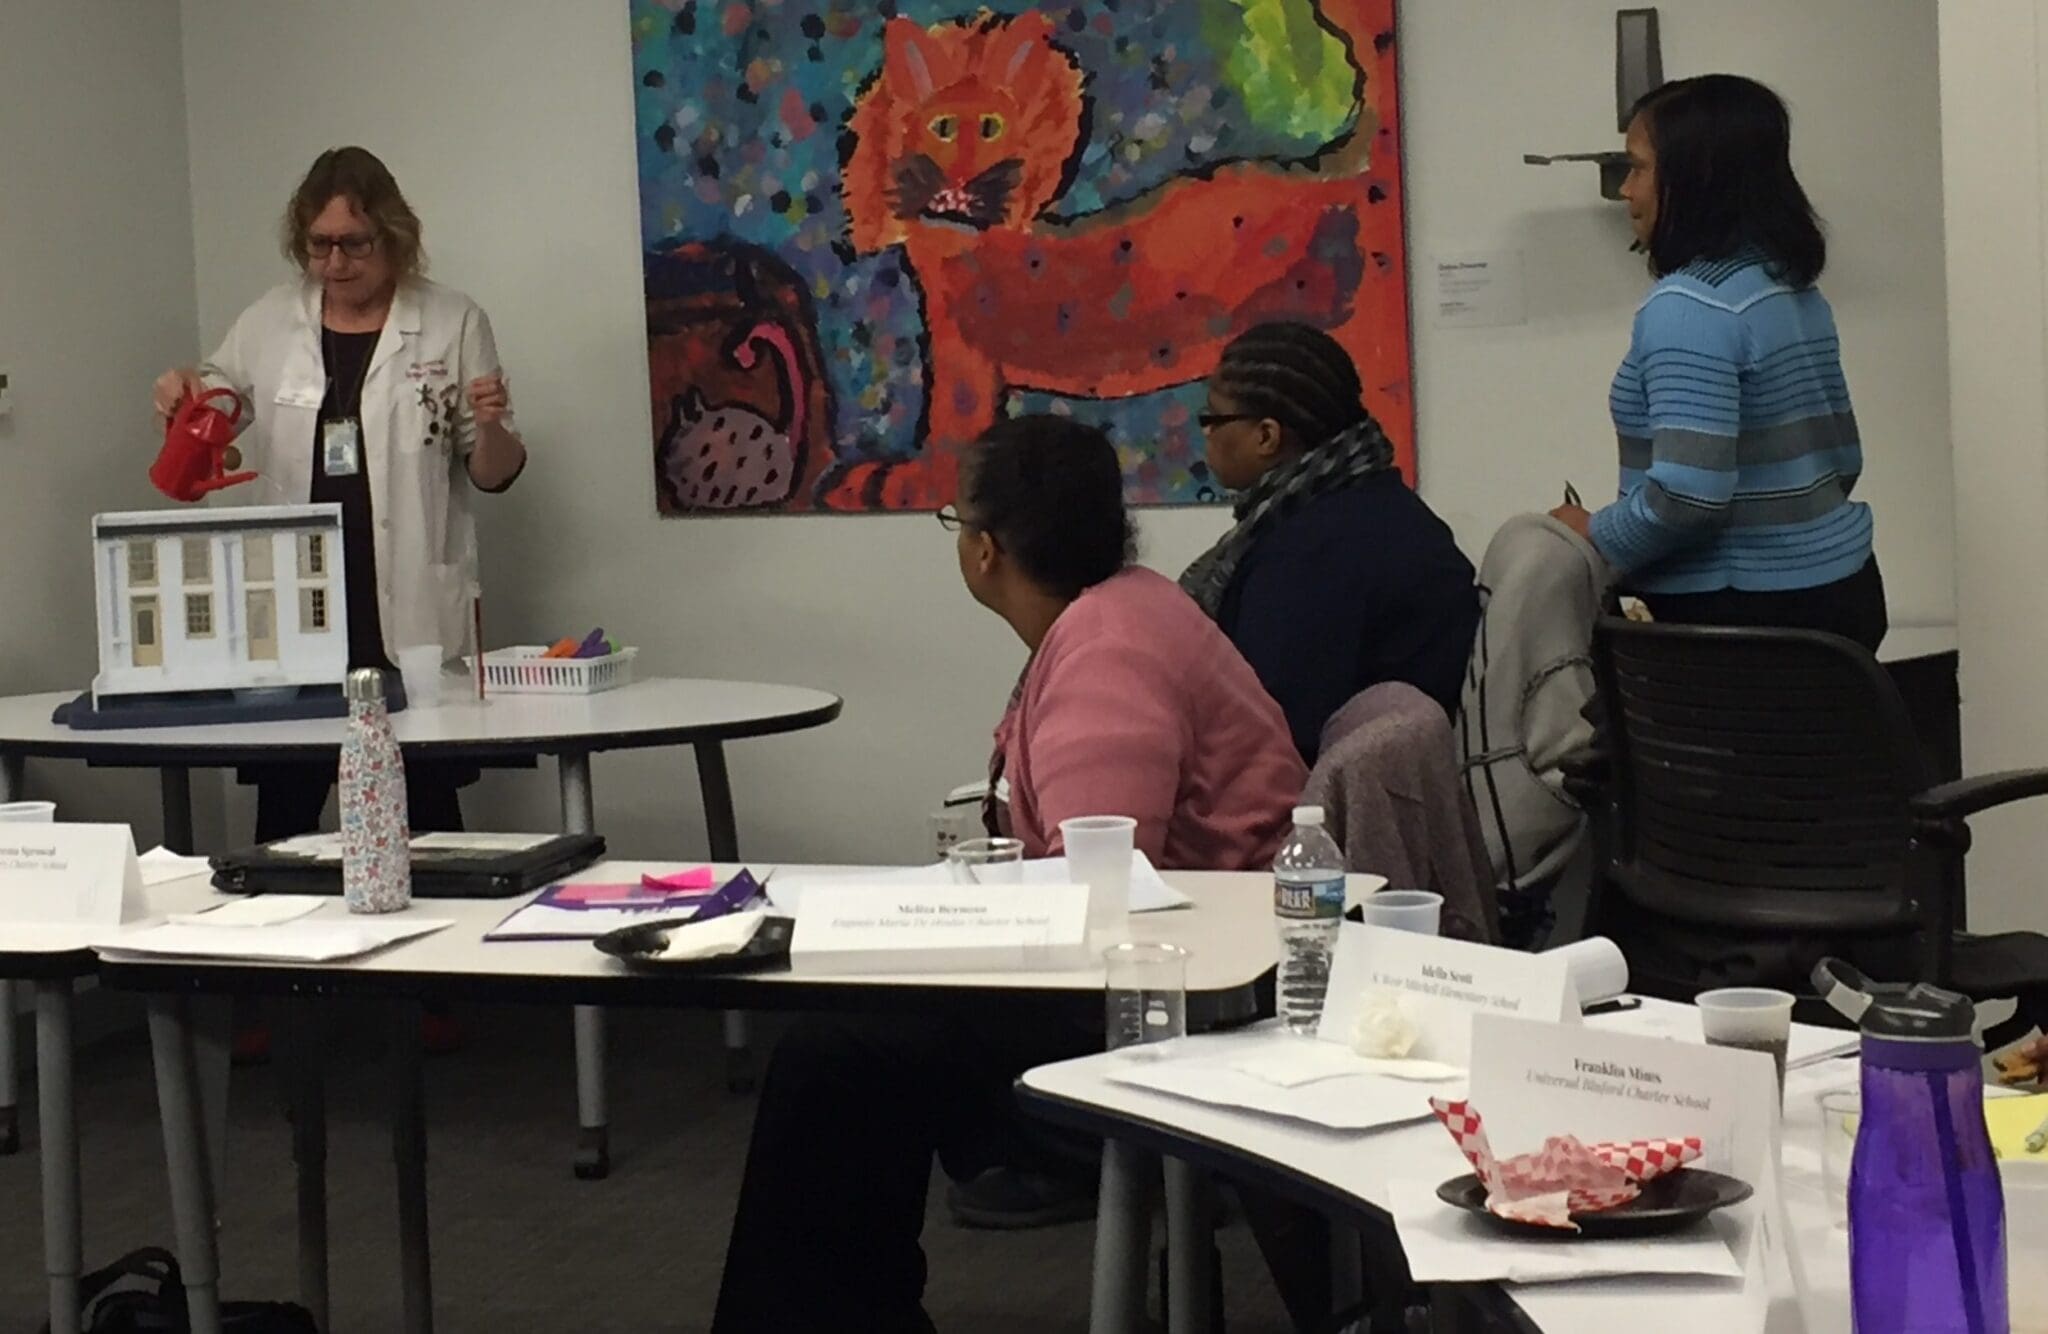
1099, 1028, 1459, 1133
771, 851, 1190, 915
97, 917, 451, 963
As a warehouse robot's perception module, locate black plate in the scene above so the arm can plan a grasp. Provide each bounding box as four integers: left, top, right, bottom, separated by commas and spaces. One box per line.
592, 914, 794, 974
1435, 1169, 1753, 1239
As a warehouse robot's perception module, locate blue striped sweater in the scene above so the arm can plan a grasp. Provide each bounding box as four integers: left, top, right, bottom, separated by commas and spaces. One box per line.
1589, 252, 1872, 594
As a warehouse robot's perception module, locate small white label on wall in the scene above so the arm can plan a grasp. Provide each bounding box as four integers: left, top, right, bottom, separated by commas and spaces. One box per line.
1432, 251, 1527, 328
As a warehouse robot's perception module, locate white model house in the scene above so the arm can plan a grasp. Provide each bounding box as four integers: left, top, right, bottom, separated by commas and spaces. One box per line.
91, 503, 350, 701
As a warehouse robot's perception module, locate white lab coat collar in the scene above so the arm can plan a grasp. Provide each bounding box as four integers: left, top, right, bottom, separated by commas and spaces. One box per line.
294, 277, 424, 378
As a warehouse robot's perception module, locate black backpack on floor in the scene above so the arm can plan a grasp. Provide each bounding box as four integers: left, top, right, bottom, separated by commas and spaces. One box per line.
46, 1249, 319, 1334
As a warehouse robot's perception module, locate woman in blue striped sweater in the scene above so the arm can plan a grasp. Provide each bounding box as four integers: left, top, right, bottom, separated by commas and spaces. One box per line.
1551, 74, 1884, 650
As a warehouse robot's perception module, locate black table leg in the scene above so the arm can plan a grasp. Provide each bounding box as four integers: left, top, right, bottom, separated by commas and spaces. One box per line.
390, 1000, 432, 1334
160, 767, 194, 855
694, 742, 754, 1093
283, 1000, 329, 1331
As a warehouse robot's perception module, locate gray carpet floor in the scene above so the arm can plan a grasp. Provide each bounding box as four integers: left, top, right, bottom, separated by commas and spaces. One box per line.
0, 1003, 1295, 1333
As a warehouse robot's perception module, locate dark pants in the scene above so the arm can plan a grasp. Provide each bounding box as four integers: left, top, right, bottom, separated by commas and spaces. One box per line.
248, 761, 472, 842
1639, 556, 1888, 653
712, 1009, 1097, 1334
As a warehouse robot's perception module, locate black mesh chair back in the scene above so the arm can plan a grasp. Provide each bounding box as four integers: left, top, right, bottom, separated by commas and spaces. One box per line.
1589, 618, 1947, 974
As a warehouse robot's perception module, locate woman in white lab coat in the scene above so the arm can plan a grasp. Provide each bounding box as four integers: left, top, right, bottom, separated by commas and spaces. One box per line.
152, 146, 528, 839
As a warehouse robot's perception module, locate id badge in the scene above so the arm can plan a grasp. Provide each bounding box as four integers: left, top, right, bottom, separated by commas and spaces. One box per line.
322, 418, 362, 476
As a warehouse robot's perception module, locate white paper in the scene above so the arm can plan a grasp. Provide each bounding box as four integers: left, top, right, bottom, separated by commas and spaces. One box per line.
1432, 250, 1527, 328
1229, 1041, 1462, 1087
268, 833, 346, 859
167, 896, 326, 927
788, 881, 1092, 975
410, 832, 555, 852
96, 917, 451, 962
770, 851, 1189, 915
1389, 1176, 1746, 1285
138, 846, 212, 888
0, 823, 146, 927
1318, 923, 1575, 1064
1588, 996, 1858, 1069
1102, 1028, 1457, 1132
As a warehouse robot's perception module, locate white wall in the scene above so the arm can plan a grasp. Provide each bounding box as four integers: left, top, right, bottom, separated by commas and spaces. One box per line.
175, 0, 1954, 865
1938, 0, 2048, 934
0, 1, 200, 842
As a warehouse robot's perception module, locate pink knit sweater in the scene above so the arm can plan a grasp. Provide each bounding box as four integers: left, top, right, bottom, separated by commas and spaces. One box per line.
994, 568, 1307, 871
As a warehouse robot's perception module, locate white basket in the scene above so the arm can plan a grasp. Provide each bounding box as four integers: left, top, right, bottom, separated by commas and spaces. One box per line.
468, 645, 638, 695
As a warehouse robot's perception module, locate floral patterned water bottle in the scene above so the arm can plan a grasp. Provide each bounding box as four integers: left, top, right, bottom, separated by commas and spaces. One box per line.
340, 667, 412, 914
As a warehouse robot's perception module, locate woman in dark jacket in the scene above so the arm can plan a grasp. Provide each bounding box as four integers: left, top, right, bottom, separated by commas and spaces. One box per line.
1183, 322, 1480, 762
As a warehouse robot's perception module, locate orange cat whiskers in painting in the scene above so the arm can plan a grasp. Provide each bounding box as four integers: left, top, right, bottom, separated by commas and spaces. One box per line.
832, 0, 1405, 510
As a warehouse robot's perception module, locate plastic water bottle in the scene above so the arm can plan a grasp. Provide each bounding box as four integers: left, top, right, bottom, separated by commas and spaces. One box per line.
1816, 960, 2007, 1334
1274, 805, 1346, 1035
339, 667, 413, 914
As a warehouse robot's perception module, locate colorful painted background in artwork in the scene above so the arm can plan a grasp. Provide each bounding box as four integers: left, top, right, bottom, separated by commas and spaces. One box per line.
633, 0, 1410, 513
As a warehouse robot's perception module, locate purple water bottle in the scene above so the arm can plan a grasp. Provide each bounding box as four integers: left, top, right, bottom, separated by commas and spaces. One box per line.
1815, 960, 2006, 1334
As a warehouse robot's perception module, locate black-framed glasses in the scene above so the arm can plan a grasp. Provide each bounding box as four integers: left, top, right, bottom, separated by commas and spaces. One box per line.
1197, 412, 1259, 431
936, 504, 965, 532
307, 233, 378, 260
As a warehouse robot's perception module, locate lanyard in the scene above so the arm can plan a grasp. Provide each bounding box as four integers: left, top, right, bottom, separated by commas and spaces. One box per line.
322, 325, 379, 419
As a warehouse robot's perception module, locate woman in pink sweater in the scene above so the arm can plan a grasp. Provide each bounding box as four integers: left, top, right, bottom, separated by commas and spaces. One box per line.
954, 415, 1307, 869
714, 417, 1304, 1333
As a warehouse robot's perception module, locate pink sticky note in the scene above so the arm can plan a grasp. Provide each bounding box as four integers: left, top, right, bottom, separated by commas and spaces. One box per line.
640, 866, 716, 891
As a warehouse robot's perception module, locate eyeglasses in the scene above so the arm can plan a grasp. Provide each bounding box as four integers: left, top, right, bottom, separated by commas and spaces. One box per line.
1197, 412, 1260, 431
936, 504, 965, 532
307, 233, 378, 260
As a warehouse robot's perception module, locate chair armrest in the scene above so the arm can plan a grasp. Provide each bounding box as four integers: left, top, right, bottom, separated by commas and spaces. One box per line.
1910, 768, 2048, 823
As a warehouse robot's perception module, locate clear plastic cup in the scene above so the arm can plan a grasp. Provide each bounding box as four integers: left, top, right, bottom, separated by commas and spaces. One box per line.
1819, 1087, 1860, 1229
1061, 815, 1135, 941
1360, 889, 1443, 935
0, 802, 56, 823
1105, 941, 1188, 1054
946, 837, 1025, 884
396, 644, 446, 709
1697, 987, 1796, 1091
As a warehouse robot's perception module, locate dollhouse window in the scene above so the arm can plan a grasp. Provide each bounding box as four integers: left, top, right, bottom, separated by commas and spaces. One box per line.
298, 533, 327, 578
243, 533, 274, 583
300, 586, 330, 632
185, 593, 214, 638
182, 536, 211, 585
127, 541, 157, 587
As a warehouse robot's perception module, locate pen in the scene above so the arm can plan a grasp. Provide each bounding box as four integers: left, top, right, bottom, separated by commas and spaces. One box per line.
2027, 1106, 2048, 1154
1564, 481, 1583, 509
1584, 996, 1642, 1017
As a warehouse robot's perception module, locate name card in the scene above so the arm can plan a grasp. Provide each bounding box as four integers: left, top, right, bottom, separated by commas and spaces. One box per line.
0, 823, 147, 927
788, 882, 1091, 975
1318, 923, 1574, 1063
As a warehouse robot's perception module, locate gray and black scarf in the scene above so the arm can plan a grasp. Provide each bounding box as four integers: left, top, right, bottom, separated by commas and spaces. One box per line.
1178, 417, 1398, 618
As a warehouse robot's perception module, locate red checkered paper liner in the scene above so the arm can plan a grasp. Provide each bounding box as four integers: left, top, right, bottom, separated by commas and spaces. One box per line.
1428, 1098, 1703, 1231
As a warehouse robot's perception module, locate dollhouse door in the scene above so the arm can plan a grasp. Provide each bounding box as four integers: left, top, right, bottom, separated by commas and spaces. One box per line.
246, 589, 278, 661
131, 597, 162, 668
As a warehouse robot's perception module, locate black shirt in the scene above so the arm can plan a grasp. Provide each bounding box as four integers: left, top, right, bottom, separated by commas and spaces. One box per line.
311, 328, 389, 671
1216, 473, 1481, 764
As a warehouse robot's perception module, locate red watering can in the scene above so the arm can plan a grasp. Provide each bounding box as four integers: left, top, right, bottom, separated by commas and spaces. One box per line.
150, 387, 257, 502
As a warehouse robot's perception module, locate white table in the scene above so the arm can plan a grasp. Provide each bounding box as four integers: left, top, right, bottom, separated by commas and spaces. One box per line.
0, 877, 234, 1334
96, 864, 1284, 1334
1019, 1005, 1866, 1334
0, 679, 843, 1176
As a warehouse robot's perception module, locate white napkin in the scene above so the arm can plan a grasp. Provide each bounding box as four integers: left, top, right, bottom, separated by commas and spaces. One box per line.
1388, 1176, 1744, 1285
654, 913, 764, 961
